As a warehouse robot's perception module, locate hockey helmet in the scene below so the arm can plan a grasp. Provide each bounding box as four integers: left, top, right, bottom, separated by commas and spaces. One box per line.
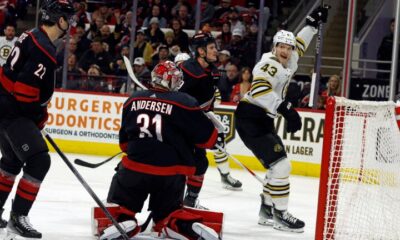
151, 61, 183, 91
40, 0, 75, 24
273, 30, 296, 49
191, 32, 216, 53
174, 52, 190, 64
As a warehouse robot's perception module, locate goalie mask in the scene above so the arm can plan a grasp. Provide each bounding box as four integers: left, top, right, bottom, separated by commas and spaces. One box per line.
273, 30, 296, 49
151, 61, 183, 91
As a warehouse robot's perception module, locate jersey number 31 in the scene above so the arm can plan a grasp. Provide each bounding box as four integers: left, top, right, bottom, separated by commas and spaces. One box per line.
137, 113, 163, 141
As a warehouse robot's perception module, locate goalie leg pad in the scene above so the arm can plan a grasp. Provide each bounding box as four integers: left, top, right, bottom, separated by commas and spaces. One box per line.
92, 205, 136, 236
153, 208, 223, 240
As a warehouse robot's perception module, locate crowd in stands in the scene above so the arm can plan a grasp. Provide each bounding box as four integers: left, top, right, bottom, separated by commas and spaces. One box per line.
0, 0, 340, 109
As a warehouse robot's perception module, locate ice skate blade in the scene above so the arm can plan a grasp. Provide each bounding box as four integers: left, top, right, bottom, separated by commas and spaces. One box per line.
273, 223, 304, 233
222, 184, 242, 191
257, 217, 274, 226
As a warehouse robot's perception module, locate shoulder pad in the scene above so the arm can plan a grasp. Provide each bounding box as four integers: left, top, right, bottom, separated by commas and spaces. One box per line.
180, 59, 207, 79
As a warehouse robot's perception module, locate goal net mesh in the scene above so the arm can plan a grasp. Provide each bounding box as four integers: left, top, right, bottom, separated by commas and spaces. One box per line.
320, 97, 400, 240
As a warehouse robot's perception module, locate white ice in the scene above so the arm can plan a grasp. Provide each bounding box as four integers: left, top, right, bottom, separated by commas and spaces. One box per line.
0, 153, 319, 240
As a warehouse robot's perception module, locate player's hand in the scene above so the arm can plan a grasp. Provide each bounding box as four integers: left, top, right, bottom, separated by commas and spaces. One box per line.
306, 6, 329, 28
212, 132, 225, 150
277, 101, 302, 133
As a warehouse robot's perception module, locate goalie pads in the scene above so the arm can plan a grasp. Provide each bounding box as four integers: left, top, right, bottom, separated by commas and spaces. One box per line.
152, 207, 223, 240
92, 204, 136, 236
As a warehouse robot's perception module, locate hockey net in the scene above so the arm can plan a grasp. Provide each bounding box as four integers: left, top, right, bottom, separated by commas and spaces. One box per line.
315, 97, 400, 240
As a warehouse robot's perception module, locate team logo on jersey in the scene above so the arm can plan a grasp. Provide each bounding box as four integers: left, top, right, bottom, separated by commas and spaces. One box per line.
214, 108, 236, 143
0, 45, 12, 60
274, 144, 283, 152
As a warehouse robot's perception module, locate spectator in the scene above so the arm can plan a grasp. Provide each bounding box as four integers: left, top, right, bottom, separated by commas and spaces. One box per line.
230, 66, 252, 103
242, 24, 267, 68
218, 62, 240, 102
286, 79, 302, 108
151, 44, 170, 69
64, 54, 81, 90
164, 30, 176, 48
217, 50, 231, 80
376, 19, 397, 80
74, 23, 91, 57
177, 4, 193, 29
56, 37, 78, 67
144, 17, 165, 47
72, 1, 91, 26
171, 18, 189, 52
193, 0, 215, 24
91, 3, 111, 24
99, 25, 121, 57
78, 37, 113, 74
319, 74, 341, 109
228, 7, 245, 35
143, 5, 167, 28
171, 0, 191, 18
87, 16, 105, 40
226, 28, 245, 67
216, 22, 231, 50
120, 57, 151, 94
110, 45, 129, 76
214, 0, 232, 20
87, 64, 110, 92
133, 29, 153, 65
0, 23, 16, 66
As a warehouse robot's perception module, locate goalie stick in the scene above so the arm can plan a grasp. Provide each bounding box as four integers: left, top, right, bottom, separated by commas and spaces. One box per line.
41, 130, 130, 240
123, 56, 225, 133
74, 151, 123, 168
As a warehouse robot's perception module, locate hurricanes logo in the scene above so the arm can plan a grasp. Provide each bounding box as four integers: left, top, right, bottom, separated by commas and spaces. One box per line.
0, 45, 12, 60
274, 144, 283, 152
214, 108, 235, 143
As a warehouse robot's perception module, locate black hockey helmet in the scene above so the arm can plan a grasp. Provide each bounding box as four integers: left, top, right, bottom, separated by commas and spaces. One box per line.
191, 32, 216, 56
40, 0, 75, 24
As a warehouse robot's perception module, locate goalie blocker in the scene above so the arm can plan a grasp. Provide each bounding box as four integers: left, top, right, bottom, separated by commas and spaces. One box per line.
92, 205, 223, 240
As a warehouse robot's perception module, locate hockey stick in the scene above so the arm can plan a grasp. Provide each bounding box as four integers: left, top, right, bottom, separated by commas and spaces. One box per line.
123, 56, 148, 90
41, 130, 130, 240
74, 151, 123, 168
309, 4, 331, 109
215, 145, 266, 185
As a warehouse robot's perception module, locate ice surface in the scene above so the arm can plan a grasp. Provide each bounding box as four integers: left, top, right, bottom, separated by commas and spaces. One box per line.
0, 153, 319, 240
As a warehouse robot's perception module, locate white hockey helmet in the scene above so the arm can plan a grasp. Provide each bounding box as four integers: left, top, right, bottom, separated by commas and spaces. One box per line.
273, 30, 296, 48
174, 52, 190, 64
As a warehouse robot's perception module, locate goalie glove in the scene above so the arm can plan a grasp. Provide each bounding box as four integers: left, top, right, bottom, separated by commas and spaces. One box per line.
306, 6, 329, 28
277, 101, 302, 133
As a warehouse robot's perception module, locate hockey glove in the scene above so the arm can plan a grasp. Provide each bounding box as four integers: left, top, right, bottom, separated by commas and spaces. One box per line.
212, 132, 226, 151
277, 101, 302, 133
306, 6, 329, 28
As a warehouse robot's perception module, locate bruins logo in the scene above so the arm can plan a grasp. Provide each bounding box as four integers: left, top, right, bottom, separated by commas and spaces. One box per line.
0, 45, 12, 60
213, 108, 235, 143
274, 144, 283, 152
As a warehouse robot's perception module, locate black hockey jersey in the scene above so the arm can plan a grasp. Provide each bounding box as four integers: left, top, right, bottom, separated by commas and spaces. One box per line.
120, 89, 218, 176
0, 27, 57, 124
179, 58, 220, 110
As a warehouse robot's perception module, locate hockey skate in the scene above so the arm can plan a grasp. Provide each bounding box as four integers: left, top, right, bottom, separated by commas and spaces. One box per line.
273, 209, 305, 233
258, 194, 273, 226
219, 170, 242, 191
5, 212, 41, 239
183, 191, 208, 210
99, 220, 139, 240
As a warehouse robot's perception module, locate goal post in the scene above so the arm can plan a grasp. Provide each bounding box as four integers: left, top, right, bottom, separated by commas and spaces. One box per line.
315, 97, 400, 240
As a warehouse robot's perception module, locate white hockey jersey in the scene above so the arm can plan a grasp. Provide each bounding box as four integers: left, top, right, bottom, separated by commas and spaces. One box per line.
242, 26, 317, 118
0, 36, 17, 66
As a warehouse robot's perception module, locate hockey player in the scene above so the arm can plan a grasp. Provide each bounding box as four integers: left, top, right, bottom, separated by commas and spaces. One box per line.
99, 61, 223, 240
179, 32, 242, 208
234, 6, 329, 233
0, 0, 74, 238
